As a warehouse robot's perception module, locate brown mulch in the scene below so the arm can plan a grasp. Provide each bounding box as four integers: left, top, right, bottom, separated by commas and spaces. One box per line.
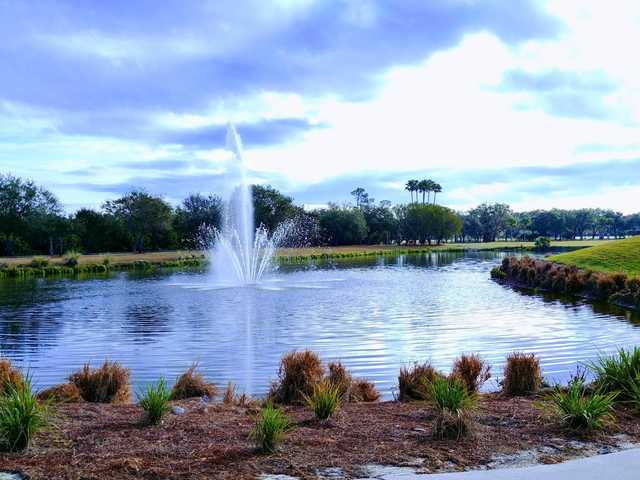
1, 394, 639, 479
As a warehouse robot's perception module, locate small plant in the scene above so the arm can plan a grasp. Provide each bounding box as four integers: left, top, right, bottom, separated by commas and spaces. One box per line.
270, 350, 324, 405
249, 402, 291, 453
327, 361, 352, 399
30, 256, 49, 268
138, 378, 172, 425
0, 358, 24, 395
451, 354, 491, 393
398, 362, 443, 401
350, 379, 381, 402
63, 250, 81, 267
0, 377, 49, 452
170, 363, 217, 400
304, 380, 342, 420
426, 376, 476, 440
587, 347, 640, 400
37, 383, 82, 403
544, 376, 617, 431
503, 352, 542, 396
69, 359, 131, 403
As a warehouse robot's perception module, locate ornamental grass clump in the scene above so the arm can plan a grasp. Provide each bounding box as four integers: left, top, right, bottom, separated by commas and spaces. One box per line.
0, 358, 23, 395
503, 352, 542, 396
545, 376, 617, 431
250, 402, 291, 453
587, 347, 640, 407
69, 360, 131, 403
138, 378, 172, 425
398, 362, 443, 401
426, 376, 476, 440
327, 361, 380, 403
350, 378, 381, 402
304, 380, 342, 421
37, 383, 82, 403
270, 350, 324, 405
0, 377, 49, 452
170, 363, 217, 400
451, 354, 491, 394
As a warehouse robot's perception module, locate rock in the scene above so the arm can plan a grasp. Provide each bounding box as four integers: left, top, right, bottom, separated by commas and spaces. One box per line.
0, 472, 26, 480
259, 475, 299, 480
171, 406, 186, 415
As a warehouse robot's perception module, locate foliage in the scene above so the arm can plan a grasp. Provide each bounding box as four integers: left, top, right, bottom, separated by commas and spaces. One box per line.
503, 352, 542, 396
396, 203, 462, 244
170, 363, 217, 400
0, 376, 49, 452
451, 354, 491, 393
270, 350, 325, 405
249, 402, 291, 453
587, 347, 640, 402
544, 376, 617, 431
63, 250, 81, 267
327, 361, 380, 402
252, 185, 303, 234
173, 194, 223, 249
37, 383, 82, 403
398, 362, 444, 401
304, 380, 342, 420
0, 358, 24, 395
534, 236, 551, 251
30, 256, 49, 268
426, 376, 476, 440
318, 206, 368, 246
69, 360, 131, 403
350, 379, 381, 402
138, 378, 172, 425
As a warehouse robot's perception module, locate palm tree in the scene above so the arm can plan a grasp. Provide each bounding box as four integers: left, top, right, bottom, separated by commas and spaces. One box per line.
417, 179, 428, 204
405, 179, 419, 203
432, 182, 442, 204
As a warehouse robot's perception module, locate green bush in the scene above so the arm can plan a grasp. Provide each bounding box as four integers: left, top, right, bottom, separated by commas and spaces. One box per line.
534, 236, 551, 251
0, 377, 50, 452
138, 378, 172, 425
30, 256, 49, 268
63, 250, 81, 267
304, 380, 341, 420
249, 402, 291, 453
587, 347, 640, 402
426, 376, 476, 440
545, 376, 617, 431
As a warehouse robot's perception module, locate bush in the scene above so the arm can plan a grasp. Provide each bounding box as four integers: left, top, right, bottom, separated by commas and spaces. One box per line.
398, 362, 443, 401
63, 250, 81, 267
545, 376, 617, 431
350, 379, 381, 402
270, 350, 324, 405
30, 256, 49, 268
503, 352, 542, 396
249, 402, 291, 453
426, 376, 476, 440
69, 360, 131, 403
0, 377, 49, 452
534, 236, 551, 251
0, 358, 24, 395
587, 347, 640, 401
170, 363, 217, 400
327, 361, 352, 399
451, 354, 491, 394
304, 380, 341, 421
326, 361, 380, 403
490, 266, 507, 280
102, 256, 113, 267
37, 383, 82, 403
138, 378, 172, 425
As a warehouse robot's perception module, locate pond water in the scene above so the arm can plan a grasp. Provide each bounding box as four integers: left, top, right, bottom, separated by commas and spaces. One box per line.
1, 250, 639, 398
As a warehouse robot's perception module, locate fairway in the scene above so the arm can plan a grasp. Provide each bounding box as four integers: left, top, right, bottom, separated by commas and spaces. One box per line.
550, 236, 640, 277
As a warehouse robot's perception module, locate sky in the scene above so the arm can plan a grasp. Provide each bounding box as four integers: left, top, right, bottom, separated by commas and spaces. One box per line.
1, 0, 639, 213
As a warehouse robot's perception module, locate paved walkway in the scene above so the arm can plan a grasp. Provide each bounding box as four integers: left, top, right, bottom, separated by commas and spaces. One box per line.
362, 448, 640, 480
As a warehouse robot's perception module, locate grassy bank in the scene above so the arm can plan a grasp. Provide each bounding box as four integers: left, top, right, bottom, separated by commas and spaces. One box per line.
549, 236, 640, 277
0, 239, 608, 279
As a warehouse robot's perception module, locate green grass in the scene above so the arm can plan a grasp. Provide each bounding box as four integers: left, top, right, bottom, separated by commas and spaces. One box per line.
550, 236, 640, 277
138, 378, 172, 425
249, 402, 291, 453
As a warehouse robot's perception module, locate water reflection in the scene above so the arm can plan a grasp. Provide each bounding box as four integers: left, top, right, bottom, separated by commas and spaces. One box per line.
0, 250, 639, 397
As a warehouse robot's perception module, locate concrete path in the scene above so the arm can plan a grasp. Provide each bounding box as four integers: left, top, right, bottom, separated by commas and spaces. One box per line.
361, 448, 640, 480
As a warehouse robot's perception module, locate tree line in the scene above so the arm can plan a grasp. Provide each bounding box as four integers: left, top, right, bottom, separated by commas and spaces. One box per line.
1, 173, 638, 256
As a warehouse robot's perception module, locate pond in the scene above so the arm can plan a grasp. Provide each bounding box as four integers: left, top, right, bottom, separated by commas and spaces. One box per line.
1, 250, 639, 398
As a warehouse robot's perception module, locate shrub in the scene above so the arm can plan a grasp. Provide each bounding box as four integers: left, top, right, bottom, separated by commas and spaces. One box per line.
170, 363, 217, 400
503, 352, 542, 396
30, 256, 49, 268
270, 350, 324, 405
490, 267, 507, 280
37, 383, 82, 403
69, 360, 131, 403
63, 250, 81, 267
451, 354, 491, 394
545, 377, 617, 431
426, 376, 476, 440
304, 380, 341, 421
138, 378, 172, 425
327, 361, 352, 399
102, 256, 113, 267
398, 362, 443, 401
534, 236, 551, 251
249, 402, 291, 453
0, 358, 23, 395
221, 382, 255, 407
350, 379, 381, 402
587, 347, 640, 401
0, 377, 49, 452
326, 361, 380, 402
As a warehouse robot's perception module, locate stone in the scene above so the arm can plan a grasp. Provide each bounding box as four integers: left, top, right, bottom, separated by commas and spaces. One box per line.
171, 405, 186, 415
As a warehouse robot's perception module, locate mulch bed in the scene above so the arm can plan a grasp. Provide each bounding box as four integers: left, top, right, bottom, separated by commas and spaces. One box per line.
1, 394, 639, 479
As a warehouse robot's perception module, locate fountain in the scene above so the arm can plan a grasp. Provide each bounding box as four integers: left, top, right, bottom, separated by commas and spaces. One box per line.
208, 125, 288, 286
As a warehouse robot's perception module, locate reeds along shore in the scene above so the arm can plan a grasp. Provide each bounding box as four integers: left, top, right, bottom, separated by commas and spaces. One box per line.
2, 347, 640, 454
492, 256, 640, 310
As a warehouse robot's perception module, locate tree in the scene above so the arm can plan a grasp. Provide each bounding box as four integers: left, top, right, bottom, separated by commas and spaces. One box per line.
174, 194, 223, 249
432, 182, 442, 204
405, 179, 419, 203
397, 204, 462, 244
467, 203, 513, 242
362, 203, 398, 244
350, 187, 368, 208
252, 185, 302, 233
318, 205, 368, 245
103, 191, 175, 252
